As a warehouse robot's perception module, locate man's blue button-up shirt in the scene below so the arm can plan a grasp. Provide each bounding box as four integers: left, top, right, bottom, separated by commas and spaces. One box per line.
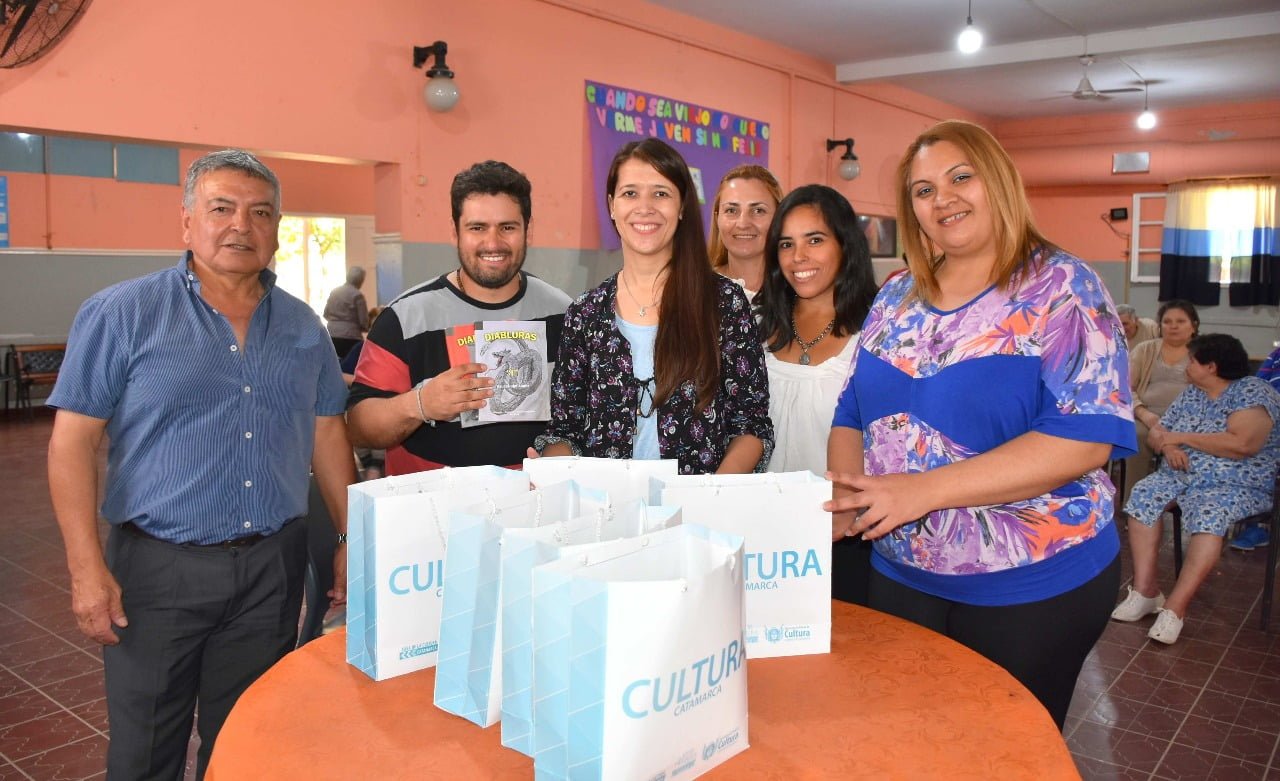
49, 254, 348, 544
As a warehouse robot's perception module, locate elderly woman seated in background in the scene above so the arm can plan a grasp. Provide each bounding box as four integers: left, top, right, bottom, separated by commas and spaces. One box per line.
1116, 303, 1157, 351
1112, 333, 1280, 645
1124, 299, 1200, 497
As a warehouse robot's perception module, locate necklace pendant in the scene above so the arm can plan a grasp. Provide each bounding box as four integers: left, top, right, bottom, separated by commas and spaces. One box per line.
799, 351, 811, 366
639, 305, 647, 317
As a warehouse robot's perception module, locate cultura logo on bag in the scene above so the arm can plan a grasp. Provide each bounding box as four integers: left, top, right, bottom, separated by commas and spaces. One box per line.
765, 625, 813, 644
621, 638, 746, 719
744, 548, 823, 590
702, 728, 741, 761
388, 559, 445, 596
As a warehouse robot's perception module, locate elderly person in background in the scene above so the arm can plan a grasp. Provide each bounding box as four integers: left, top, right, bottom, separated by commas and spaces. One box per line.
1117, 304, 1158, 351
1230, 341, 1280, 551
324, 265, 370, 358
1112, 333, 1280, 644
1124, 299, 1200, 497
708, 165, 783, 298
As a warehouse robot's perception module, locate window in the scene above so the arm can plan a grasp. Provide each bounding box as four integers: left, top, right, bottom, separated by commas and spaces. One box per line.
274, 216, 348, 317
1159, 180, 1278, 307
1205, 185, 1266, 285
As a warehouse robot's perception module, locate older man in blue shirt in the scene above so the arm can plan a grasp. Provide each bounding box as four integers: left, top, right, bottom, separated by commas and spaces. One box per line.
47, 150, 355, 780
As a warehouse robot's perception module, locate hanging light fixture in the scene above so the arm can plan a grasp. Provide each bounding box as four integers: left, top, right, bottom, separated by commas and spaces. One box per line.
826, 138, 861, 181
957, 0, 983, 54
412, 41, 460, 112
1136, 81, 1157, 130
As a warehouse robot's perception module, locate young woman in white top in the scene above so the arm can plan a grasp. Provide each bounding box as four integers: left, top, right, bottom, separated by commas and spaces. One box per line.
708, 165, 783, 298
756, 185, 877, 603
757, 185, 876, 474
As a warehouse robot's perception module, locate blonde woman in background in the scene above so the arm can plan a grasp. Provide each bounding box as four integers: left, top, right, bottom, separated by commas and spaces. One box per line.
708, 165, 783, 298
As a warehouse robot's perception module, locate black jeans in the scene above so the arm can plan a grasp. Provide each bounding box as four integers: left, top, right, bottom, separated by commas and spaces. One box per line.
869, 554, 1121, 729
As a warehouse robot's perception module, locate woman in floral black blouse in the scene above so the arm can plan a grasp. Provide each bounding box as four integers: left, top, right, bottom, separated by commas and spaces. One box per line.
533, 139, 773, 474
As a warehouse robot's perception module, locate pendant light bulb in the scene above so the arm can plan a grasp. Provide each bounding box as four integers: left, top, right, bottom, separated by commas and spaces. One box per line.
957, 20, 983, 54
1136, 82, 1156, 130
957, 1, 982, 54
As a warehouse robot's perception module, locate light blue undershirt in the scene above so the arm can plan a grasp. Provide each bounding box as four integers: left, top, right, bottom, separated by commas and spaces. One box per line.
615, 315, 660, 460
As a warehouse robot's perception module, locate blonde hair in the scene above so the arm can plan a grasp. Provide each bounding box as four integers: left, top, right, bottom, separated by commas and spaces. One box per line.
896, 120, 1051, 304
708, 165, 783, 269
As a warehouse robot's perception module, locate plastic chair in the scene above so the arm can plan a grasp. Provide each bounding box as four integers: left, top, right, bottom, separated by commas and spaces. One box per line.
298, 476, 338, 647
1171, 471, 1280, 631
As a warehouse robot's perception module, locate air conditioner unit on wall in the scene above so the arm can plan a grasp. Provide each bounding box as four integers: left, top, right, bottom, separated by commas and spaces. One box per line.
1113, 152, 1150, 174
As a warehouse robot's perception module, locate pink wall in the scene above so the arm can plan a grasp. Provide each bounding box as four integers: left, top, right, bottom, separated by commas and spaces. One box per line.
0, 0, 981, 249
2, 147, 375, 250
1027, 185, 1139, 263
3, 0, 1266, 260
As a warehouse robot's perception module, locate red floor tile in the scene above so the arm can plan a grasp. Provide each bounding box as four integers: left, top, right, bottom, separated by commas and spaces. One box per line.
1174, 714, 1234, 754
0, 687, 62, 729
7, 649, 101, 690
1154, 741, 1220, 780
1221, 723, 1280, 766
0, 709, 99, 761
1130, 702, 1186, 740
1190, 689, 1246, 724
1211, 755, 1271, 780
69, 698, 108, 733
0, 633, 81, 670
14, 734, 108, 779
36, 671, 104, 710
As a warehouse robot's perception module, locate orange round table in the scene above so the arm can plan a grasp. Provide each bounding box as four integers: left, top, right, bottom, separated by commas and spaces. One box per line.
207, 602, 1080, 780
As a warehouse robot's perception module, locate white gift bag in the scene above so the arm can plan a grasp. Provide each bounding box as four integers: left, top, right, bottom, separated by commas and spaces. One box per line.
532, 524, 749, 781
655, 472, 832, 658
345, 466, 530, 681
500, 499, 682, 755
434, 480, 611, 726
522, 456, 679, 504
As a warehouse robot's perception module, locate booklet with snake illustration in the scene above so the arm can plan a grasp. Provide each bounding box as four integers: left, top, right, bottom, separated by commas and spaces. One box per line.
445, 320, 549, 427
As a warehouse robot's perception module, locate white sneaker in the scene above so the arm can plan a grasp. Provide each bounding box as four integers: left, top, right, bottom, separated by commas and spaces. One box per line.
1148, 608, 1184, 644
1111, 586, 1165, 622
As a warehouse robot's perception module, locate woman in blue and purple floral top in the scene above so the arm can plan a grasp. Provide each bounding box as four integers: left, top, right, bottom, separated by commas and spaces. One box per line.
824, 120, 1136, 729
534, 139, 772, 474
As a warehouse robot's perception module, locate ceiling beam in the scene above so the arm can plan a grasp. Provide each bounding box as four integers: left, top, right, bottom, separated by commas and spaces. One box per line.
835, 10, 1280, 82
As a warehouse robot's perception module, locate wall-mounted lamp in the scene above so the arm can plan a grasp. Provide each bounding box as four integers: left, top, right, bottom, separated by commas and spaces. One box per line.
826, 138, 861, 181
412, 40, 460, 112
956, 0, 983, 54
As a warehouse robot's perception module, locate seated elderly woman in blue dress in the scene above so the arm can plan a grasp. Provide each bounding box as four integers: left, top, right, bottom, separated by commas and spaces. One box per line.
1112, 333, 1280, 644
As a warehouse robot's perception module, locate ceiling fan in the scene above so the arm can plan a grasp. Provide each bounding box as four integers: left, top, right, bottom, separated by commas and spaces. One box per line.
1064, 55, 1144, 101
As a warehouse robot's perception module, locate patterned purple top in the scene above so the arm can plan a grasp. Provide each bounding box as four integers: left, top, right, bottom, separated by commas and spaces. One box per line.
834, 248, 1136, 604
537, 274, 773, 474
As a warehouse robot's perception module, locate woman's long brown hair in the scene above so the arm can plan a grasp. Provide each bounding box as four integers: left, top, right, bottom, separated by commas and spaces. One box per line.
606, 139, 719, 411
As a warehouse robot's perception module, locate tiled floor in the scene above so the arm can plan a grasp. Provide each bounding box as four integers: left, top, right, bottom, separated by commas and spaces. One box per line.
2, 410, 1280, 779
1067, 523, 1280, 780
0, 411, 197, 779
